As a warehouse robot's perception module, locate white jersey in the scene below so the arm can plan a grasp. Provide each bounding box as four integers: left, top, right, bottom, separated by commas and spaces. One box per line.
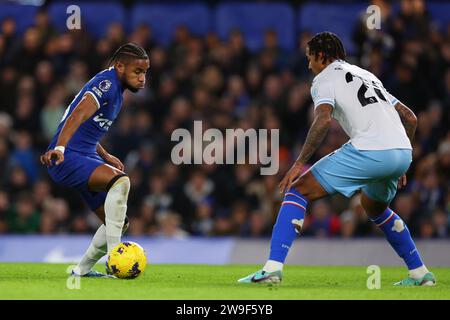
310, 59, 412, 150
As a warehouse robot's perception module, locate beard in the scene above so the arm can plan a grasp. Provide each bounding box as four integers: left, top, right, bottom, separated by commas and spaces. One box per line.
127, 86, 140, 93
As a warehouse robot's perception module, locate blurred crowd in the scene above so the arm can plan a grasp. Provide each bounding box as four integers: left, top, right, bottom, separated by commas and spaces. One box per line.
0, 0, 448, 239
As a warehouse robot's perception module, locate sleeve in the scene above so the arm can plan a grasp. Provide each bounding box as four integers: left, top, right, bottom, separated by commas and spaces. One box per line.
384, 90, 400, 107
85, 76, 114, 109
310, 78, 335, 109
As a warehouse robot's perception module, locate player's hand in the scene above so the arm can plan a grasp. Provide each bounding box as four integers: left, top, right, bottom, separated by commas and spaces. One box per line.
279, 162, 304, 194
398, 174, 407, 189
104, 154, 125, 172
40, 150, 64, 166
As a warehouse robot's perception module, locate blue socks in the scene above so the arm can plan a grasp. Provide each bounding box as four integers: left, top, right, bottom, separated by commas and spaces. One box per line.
371, 208, 424, 270
268, 187, 308, 263
268, 194, 424, 272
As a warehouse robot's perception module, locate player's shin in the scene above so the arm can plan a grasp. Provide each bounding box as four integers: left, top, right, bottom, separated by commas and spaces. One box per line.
371, 208, 429, 279
104, 175, 130, 254
264, 187, 308, 272
74, 217, 129, 275
73, 224, 107, 275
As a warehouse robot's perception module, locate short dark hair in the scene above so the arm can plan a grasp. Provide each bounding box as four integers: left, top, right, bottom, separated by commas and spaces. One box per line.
108, 43, 148, 66
307, 32, 346, 64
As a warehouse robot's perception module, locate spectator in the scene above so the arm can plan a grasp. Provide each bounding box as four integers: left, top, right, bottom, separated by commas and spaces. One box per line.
11, 27, 43, 74
0, 136, 13, 186
6, 165, 31, 198
419, 217, 435, 239
143, 172, 173, 214
40, 85, 66, 141
0, 190, 10, 233
304, 200, 340, 238
32, 179, 52, 210
6, 192, 40, 233
340, 195, 374, 238
432, 208, 448, 238
241, 210, 271, 237
41, 198, 70, 233
1, 17, 19, 62
155, 211, 189, 239
10, 131, 39, 183
191, 198, 214, 236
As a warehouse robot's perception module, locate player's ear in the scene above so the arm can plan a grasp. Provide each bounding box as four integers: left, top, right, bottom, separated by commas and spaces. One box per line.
115, 61, 125, 73
312, 51, 320, 62
317, 52, 325, 63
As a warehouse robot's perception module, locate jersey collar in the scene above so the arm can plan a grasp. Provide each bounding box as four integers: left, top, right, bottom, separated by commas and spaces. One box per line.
110, 66, 125, 93
323, 59, 343, 72
313, 59, 344, 82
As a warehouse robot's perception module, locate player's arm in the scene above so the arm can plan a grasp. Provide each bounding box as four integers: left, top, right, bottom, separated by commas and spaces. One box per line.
96, 143, 109, 159
40, 93, 98, 166
394, 102, 417, 144
279, 104, 333, 193
295, 104, 333, 164
394, 101, 417, 189
96, 143, 124, 171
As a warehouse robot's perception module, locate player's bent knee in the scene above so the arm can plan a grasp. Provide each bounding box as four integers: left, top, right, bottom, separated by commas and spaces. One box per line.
291, 178, 314, 201
106, 175, 131, 207
106, 174, 130, 194
294, 172, 329, 202
360, 192, 388, 219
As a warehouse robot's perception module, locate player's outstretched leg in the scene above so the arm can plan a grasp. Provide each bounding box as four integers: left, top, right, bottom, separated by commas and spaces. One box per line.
72, 223, 116, 278
72, 209, 129, 277
361, 192, 436, 286
238, 187, 308, 284
238, 172, 327, 284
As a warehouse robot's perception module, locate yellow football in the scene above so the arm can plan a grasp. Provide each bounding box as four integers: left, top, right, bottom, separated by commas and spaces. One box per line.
106, 241, 147, 279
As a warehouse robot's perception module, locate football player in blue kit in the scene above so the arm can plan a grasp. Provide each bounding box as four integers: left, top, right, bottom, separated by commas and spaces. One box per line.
40, 43, 149, 277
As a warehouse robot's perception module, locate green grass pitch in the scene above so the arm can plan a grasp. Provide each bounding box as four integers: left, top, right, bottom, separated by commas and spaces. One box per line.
0, 263, 449, 300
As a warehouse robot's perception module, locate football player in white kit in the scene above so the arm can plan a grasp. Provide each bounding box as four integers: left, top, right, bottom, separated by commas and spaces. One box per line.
238, 32, 435, 286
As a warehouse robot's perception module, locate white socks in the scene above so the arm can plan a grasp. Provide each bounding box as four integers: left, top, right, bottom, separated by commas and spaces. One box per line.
74, 218, 129, 275
73, 224, 108, 275
263, 260, 284, 273
409, 265, 429, 280
104, 176, 130, 254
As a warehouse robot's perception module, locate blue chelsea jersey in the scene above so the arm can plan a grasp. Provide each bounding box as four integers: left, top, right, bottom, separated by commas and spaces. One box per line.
48, 67, 124, 154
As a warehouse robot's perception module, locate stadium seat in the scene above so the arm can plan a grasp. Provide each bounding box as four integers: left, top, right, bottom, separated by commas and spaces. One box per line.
0, 3, 38, 34
215, 3, 295, 52
47, 1, 126, 38
298, 2, 368, 55
130, 3, 211, 47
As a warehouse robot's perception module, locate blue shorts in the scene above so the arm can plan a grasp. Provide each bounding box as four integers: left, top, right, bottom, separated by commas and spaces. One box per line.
310, 143, 412, 204
48, 150, 107, 211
